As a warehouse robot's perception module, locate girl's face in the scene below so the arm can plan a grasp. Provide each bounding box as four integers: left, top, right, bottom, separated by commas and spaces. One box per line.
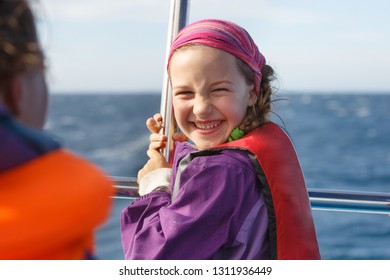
170, 46, 256, 150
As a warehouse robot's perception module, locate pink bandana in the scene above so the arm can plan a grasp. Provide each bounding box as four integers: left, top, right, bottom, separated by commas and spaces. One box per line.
167, 19, 266, 94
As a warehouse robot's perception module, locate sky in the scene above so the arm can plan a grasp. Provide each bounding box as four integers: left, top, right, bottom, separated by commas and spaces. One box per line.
36, 0, 390, 94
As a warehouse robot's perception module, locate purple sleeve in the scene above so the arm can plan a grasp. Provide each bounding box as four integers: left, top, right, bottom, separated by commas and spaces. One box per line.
120, 153, 263, 260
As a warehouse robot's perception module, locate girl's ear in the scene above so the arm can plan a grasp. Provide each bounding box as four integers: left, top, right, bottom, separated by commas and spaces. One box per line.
248, 86, 258, 106
3, 74, 23, 116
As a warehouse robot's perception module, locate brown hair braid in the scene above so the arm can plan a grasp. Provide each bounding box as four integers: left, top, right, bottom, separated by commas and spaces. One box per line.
236, 58, 276, 134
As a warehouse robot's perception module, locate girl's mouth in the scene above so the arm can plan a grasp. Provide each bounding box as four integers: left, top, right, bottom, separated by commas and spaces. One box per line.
193, 120, 222, 130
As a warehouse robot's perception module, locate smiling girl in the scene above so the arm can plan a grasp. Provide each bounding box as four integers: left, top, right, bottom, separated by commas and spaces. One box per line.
121, 19, 320, 260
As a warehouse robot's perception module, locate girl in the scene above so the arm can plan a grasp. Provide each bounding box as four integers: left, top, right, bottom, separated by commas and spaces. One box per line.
121, 19, 320, 260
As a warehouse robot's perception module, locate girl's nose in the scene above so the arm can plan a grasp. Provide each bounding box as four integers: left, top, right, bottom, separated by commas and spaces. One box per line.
193, 96, 212, 117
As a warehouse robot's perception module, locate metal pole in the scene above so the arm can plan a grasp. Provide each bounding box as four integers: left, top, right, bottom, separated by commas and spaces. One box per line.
111, 176, 390, 215
308, 188, 390, 215
160, 0, 190, 162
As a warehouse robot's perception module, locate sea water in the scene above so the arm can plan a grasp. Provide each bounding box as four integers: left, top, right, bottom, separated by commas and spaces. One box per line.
46, 93, 390, 260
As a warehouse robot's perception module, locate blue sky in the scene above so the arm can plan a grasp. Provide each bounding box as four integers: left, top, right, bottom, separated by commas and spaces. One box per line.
37, 0, 390, 94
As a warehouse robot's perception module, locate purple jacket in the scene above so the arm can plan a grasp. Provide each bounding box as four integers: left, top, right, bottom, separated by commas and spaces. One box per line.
121, 141, 269, 259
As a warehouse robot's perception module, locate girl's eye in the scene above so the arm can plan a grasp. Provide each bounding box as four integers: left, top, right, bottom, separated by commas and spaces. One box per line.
174, 91, 193, 96
212, 88, 228, 93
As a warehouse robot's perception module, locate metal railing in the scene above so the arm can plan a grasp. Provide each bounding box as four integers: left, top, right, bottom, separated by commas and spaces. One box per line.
112, 176, 390, 215
308, 188, 390, 215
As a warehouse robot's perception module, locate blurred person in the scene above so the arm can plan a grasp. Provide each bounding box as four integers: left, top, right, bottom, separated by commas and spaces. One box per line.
0, 0, 113, 259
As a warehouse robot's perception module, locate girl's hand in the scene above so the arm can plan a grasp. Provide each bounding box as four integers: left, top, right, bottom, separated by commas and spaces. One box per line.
147, 113, 189, 150
138, 113, 188, 183
137, 148, 170, 183
146, 113, 167, 151
137, 113, 169, 183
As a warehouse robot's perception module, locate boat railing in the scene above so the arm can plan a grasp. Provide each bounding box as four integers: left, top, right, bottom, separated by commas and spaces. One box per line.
111, 176, 390, 215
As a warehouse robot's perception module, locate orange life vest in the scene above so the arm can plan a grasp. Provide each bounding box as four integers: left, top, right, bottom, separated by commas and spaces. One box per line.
216, 122, 320, 259
0, 149, 113, 259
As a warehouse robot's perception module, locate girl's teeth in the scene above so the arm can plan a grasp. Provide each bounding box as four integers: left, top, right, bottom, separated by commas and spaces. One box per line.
195, 122, 220, 129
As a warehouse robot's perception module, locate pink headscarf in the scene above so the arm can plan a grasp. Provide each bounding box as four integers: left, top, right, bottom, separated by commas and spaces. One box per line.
167, 19, 266, 94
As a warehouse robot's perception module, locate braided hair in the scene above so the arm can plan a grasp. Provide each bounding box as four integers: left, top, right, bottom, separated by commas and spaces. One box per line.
236, 58, 276, 134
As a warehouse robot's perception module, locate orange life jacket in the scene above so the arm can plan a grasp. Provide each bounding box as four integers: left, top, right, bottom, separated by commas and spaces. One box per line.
0, 149, 113, 260
216, 122, 320, 259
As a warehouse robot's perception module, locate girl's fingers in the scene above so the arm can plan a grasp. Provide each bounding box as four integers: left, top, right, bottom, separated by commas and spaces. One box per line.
153, 113, 163, 124
149, 133, 167, 143
149, 133, 167, 150
146, 118, 161, 134
146, 148, 161, 159
146, 113, 164, 134
149, 141, 166, 150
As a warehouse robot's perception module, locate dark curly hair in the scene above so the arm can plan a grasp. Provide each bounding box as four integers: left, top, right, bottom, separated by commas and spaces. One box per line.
0, 0, 44, 91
